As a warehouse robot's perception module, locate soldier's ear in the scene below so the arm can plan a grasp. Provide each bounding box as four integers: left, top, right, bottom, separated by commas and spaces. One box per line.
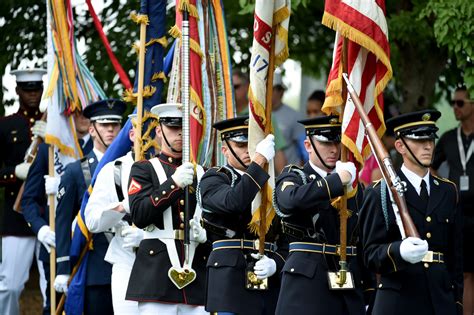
394, 138, 405, 155
303, 138, 312, 153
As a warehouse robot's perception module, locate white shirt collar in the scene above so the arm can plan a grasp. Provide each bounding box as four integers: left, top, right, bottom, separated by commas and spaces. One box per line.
93, 148, 104, 162
309, 160, 330, 178
401, 164, 430, 195
234, 168, 245, 176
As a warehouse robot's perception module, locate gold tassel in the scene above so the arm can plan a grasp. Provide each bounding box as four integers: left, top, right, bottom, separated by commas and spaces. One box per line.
130, 12, 149, 25
168, 25, 182, 38
147, 36, 168, 48
151, 71, 167, 83
122, 86, 157, 104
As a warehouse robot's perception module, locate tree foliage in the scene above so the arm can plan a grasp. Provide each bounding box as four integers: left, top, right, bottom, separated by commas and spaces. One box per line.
1, 0, 472, 117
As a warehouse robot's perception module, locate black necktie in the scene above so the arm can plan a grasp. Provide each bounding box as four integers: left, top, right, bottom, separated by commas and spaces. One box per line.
420, 180, 429, 208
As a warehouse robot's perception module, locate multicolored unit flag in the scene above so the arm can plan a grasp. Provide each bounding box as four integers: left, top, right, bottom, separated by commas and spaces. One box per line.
44, 0, 106, 176
247, 0, 291, 234
321, 0, 392, 165
65, 1, 171, 314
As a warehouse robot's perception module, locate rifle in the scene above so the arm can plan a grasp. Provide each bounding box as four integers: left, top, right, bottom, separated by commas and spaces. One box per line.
13, 111, 47, 213
342, 73, 419, 238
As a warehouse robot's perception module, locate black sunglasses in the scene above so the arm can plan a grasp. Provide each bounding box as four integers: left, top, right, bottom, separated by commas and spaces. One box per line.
451, 100, 468, 107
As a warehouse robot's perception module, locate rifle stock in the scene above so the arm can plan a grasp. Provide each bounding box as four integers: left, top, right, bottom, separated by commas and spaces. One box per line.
13, 111, 47, 213
342, 73, 419, 238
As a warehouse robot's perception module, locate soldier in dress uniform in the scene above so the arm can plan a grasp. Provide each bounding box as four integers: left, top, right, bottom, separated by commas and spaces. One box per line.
0, 68, 47, 315
273, 115, 369, 315
199, 116, 286, 315
126, 103, 208, 314
84, 113, 153, 314
360, 110, 463, 315
359, 109, 463, 315
51, 99, 125, 315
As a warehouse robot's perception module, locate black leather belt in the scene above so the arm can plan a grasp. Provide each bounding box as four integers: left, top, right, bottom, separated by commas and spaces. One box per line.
202, 218, 236, 238
289, 242, 357, 256
212, 239, 276, 252
282, 221, 317, 240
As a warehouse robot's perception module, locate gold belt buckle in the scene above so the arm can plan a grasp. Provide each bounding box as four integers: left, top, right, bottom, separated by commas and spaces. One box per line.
174, 229, 184, 240
254, 239, 260, 251
422, 251, 434, 263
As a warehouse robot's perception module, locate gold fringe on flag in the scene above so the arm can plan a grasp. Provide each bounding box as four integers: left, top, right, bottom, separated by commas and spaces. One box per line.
247, 88, 268, 127
322, 13, 392, 98
248, 185, 276, 235
178, 0, 199, 19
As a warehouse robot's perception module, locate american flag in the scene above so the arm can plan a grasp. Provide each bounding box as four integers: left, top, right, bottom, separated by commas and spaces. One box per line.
321, 0, 392, 165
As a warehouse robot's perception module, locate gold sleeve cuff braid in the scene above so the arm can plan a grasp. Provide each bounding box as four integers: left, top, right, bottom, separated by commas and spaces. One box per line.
244, 172, 262, 190
387, 243, 397, 272
321, 177, 332, 200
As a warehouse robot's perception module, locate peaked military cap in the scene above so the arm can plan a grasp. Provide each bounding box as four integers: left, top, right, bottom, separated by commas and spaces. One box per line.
11, 68, 47, 90
386, 109, 440, 140
151, 103, 183, 127
213, 116, 249, 143
83, 99, 126, 123
298, 115, 341, 143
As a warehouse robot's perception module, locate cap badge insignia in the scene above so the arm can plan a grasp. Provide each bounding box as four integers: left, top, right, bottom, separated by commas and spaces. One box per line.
422, 113, 431, 121
330, 118, 338, 125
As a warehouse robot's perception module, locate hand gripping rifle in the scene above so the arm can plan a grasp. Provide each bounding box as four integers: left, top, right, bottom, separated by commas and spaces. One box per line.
13, 111, 47, 213
342, 73, 419, 238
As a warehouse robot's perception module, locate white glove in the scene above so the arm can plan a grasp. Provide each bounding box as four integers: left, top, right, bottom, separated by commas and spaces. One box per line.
37, 225, 56, 253
121, 196, 130, 213
171, 162, 194, 188
44, 175, 60, 195
121, 226, 144, 249
189, 217, 206, 243
15, 162, 31, 180
54, 274, 69, 294
335, 161, 356, 186
251, 253, 277, 279
255, 134, 275, 162
31, 120, 47, 139
399, 237, 429, 264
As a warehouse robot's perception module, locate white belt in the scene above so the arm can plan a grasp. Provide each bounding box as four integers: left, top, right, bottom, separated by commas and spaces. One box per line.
143, 226, 184, 240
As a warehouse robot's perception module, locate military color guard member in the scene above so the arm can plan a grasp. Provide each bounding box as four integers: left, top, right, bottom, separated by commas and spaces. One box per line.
360, 110, 463, 315
274, 115, 368, 315
199, 116, 287, 315
53, 99, 125, 314
126, 103, 208, 314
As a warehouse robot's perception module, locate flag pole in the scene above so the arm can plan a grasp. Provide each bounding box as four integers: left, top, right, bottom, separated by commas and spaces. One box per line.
48, 145, 56, 314
133, 11, 148, 162
181, 7, 191, 266
258, 24, 277, 255
336, 37, 350, 286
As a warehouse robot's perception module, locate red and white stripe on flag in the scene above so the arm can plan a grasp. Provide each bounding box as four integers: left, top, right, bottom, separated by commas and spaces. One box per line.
322, 0, 392, 165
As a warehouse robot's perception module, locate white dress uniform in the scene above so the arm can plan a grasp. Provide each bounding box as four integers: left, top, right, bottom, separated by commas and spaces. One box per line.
84, 151, 139, 314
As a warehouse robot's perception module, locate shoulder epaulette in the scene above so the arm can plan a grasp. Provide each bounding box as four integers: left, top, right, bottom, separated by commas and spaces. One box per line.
432, 174, 458, 203
286, 164, 303, 172
432, 174, 456, 186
